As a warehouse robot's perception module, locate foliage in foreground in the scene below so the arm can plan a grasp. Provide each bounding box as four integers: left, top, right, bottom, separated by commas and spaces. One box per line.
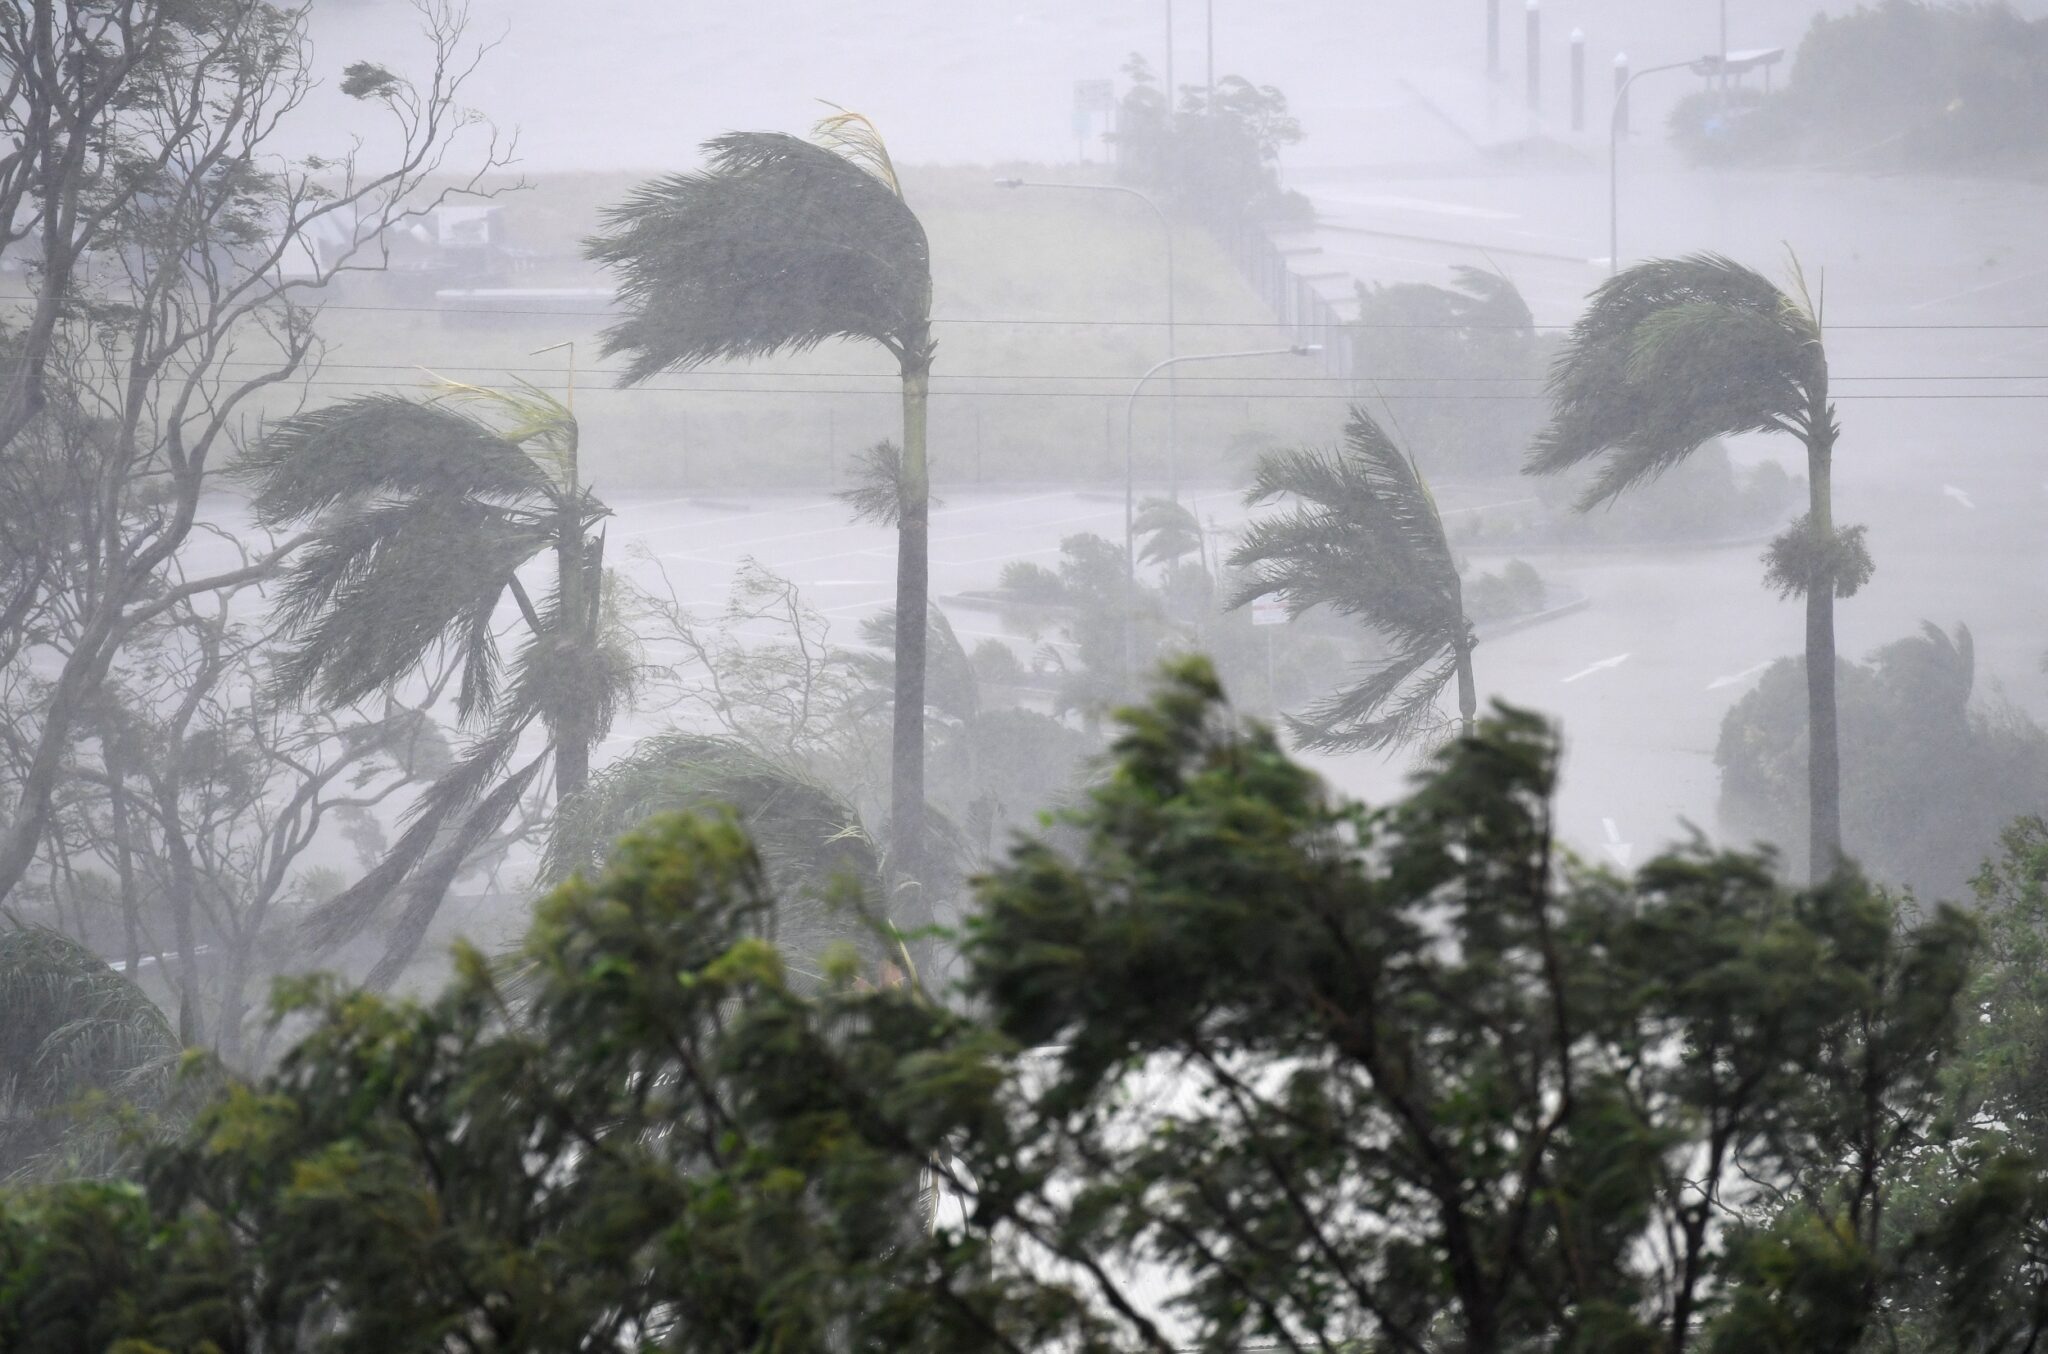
4, 661, 2047, 1351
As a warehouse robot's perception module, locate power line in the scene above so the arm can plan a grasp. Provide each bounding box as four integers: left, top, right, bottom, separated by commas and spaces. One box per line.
3, 293, 2047, 332
54, 357, 2048, 384
115, 374, 2048, 402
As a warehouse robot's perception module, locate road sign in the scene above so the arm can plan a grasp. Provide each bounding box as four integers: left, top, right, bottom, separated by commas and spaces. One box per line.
1073, 79, 1115, 115
1251, 595, 1289, 627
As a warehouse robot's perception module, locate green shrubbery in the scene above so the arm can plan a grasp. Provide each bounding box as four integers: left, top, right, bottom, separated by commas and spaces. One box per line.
10, 666, 2048, 1349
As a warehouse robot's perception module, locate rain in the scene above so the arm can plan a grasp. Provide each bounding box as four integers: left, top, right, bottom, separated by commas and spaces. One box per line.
4, 1, 2048, 1347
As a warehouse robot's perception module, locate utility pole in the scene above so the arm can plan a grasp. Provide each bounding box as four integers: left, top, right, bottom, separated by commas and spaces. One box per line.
1570, 28, 1586, 132
1205, 0, 1214, 107
1525, 0, 1541, 113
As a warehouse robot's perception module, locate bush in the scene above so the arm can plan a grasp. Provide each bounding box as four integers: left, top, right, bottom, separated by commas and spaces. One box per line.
1349, 266, 1551, 479
1716, 622, 2048, 900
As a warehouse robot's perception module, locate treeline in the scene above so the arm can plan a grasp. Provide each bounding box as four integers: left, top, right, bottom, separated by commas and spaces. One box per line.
7, 665, 2048, 1351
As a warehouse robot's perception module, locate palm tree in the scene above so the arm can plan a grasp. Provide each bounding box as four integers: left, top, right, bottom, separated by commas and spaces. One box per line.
585, 111, 937, 916
1528, 253, 1866, 878
545, 734, 889, 984
0, 925, 180, 1181
242, 384, 635, 980
1230, 408, 1476, 752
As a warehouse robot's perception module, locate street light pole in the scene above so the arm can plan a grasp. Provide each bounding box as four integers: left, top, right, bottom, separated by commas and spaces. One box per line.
997, 177, 1177, 491
1609, 59, 1698, 275
1120, 345, 1320, 681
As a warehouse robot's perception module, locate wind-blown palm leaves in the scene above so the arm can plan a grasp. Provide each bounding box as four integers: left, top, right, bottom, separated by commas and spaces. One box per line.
1529, 253, 1862, 877
242, 384, 635, 981
0, 927, 180, 1182
546, 735, 887, 981
1231, 408, 1476, 753
586, 112, 939, 917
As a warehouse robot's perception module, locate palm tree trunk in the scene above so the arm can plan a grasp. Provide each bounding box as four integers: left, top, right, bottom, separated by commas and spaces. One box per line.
1455, 640, 1478, 739
890, 348, 933, 926
1805, 430, 1842, 880
553, 507, 591, 801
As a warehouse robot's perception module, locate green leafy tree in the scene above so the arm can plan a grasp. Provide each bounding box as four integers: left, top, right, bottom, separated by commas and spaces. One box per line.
1531, 253, 1866, 879
1231, 406, 1476, 750
242, 384, 634, 984
587, 112, 938, 920
1351, 266, 1549, 478
0, 662, 2017, 1352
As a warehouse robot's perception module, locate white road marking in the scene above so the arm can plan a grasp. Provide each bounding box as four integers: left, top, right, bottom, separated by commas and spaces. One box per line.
1705, 660, 1774, 691
1561, 653, 1630, 683
1942, 483, 1976, 510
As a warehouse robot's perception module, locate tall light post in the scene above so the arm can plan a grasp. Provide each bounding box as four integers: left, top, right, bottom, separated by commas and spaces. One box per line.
998, 177, 1178, 490
1608, 48, 1782, 272
1120, 345, 1320, 680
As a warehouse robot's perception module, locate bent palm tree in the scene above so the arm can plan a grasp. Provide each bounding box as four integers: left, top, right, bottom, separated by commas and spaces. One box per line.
242, 384, 634, 980
1231, 408, 1475, 752
587, 112, 937, 921
1528, 254, 1865, 878
546, 734, 887, 982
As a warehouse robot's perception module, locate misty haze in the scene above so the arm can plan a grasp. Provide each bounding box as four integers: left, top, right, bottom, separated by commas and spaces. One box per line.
3, 0, 2048, 1347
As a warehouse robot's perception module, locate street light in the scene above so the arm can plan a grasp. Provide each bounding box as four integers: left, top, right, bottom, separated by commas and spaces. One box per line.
997, 177, 1179, 488
1119, 344, 1321, 680
1607, 47, 1782, 273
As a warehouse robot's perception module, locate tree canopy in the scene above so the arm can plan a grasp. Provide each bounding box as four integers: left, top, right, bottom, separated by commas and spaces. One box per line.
7, 661, 2046, 1350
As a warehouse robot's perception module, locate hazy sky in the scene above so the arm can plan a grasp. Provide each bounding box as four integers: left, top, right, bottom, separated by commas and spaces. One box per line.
308, 0, 1962, 171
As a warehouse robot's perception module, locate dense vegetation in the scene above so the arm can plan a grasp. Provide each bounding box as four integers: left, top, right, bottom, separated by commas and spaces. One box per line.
1670, 1, 2048, 173
6, 665, 2048, 1350
1719, 623, 2048, 903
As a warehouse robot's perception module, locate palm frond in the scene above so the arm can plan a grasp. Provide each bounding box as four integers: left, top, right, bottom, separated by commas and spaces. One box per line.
835, 440, 945, 526
1446, 264, 1536, 332
1232, 409, 1462, 642
364, 752, 550, 991
856, 605, 979, 722
266, 496, 554, 716
1531, 253, 1825, 508
1231, 408, 1471, 754
1285, 648, 1463, 754
587, 131, 933, 381
0, 927, 179, 1181
1134, 496, 1204, 567
545, 735, 886, 975
811, 104, 904, 196
240, 394, 555, 524
428, 377, 580, 484
300, 714, 536, 951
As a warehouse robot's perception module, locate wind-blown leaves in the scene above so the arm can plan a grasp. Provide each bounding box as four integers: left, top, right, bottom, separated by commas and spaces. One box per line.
587, 131, 934, 381
545, 735, 886, 977
247, 394, 607, 721
1231, 408, 1473, 752
242, 393, 555, 524
1531, 253, 1827, 507
0, 928, 180, 1182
